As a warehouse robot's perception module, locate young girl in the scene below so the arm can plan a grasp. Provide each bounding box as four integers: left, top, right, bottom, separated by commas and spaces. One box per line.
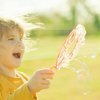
0, 17, 54, 100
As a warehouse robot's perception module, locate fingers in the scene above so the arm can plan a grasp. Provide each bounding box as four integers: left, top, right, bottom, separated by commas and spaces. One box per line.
38, 68, 54, 74
37, 68, 54, 80
41, 79, 50, 85
36, 68, 54, 89
41, 74, 54, 80
40, 79, 50, 89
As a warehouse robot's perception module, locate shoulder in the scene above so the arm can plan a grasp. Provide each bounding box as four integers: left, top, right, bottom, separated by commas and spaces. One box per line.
0, 74, 9, 89
0, 74, 7, 83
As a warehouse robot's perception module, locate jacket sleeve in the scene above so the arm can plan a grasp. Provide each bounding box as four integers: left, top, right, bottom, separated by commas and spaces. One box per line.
0, 83, 37, 100
7, 83, 37, 100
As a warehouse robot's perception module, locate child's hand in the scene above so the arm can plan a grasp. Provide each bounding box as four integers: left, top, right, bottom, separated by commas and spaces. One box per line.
27, 68, 54, 93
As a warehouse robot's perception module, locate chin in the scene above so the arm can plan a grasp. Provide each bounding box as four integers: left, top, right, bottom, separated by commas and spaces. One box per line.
12, 62, 21, 69
10, 58, 22, 69
14, 65, 20, 68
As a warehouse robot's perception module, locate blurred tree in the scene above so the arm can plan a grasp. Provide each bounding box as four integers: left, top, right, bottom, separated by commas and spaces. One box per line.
67, 0, 100, 36
23, 13, 72, 37
68, 0, 78, 25
23, 0, 100, 37
82, 1, 100, 30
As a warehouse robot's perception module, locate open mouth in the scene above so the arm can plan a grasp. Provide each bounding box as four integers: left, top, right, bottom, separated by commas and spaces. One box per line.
13, 53, 21, 59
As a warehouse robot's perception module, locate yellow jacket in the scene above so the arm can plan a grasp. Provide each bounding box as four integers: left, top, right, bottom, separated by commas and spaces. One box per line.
0, 72, 37, 100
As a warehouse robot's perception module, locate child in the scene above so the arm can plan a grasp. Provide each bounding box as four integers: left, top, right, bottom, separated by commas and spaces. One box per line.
0, 17, 54, 100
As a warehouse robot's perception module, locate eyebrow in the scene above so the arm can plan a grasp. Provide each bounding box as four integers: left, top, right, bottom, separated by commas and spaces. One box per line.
5, 32, 22, 39
7, 34, 16, 37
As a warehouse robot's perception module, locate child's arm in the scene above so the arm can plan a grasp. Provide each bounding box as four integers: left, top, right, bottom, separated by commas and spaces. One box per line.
7, 84, 37, 100
0, 82, 37, 100
0, 68, 54, 100
7, 68, 54, 100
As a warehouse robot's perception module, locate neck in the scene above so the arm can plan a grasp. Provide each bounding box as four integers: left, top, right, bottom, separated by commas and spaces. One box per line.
0, 66, 17, 78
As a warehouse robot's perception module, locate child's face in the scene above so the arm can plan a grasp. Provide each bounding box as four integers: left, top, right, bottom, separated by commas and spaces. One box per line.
0, 29, 25, 69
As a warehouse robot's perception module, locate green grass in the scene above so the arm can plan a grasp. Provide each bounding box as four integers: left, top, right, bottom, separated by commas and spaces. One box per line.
18, 36, 100, 100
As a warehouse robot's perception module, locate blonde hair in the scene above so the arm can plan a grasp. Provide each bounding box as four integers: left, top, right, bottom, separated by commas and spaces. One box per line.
0, 17, 24, 39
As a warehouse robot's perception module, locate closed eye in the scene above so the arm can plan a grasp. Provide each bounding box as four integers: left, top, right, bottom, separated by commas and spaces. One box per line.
8, 38, 15, 40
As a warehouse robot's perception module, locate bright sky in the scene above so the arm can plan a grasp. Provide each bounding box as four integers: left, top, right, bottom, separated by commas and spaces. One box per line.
0, 0, 67, 17
0, 0, 99, 17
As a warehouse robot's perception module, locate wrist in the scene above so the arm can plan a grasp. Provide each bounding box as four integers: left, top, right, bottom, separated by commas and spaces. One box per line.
27, 83, 37, 94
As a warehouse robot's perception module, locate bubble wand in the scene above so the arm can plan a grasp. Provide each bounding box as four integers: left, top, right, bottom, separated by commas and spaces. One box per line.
51, 24, 86, 70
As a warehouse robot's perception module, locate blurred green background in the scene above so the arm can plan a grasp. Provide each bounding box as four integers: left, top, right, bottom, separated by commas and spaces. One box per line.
17, 0, 100, 100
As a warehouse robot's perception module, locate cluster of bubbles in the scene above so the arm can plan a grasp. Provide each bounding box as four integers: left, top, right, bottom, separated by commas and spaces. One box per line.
67, 58, 93, 95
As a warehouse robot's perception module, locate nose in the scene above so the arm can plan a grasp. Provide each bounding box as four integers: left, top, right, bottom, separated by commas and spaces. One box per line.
16, 41, 25, 51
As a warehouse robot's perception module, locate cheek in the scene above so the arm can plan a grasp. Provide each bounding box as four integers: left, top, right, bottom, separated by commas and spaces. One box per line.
0, 46, 6, 54
0, 46, 13, 57
22, 43, 25, 49
20, 43, 25, 52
